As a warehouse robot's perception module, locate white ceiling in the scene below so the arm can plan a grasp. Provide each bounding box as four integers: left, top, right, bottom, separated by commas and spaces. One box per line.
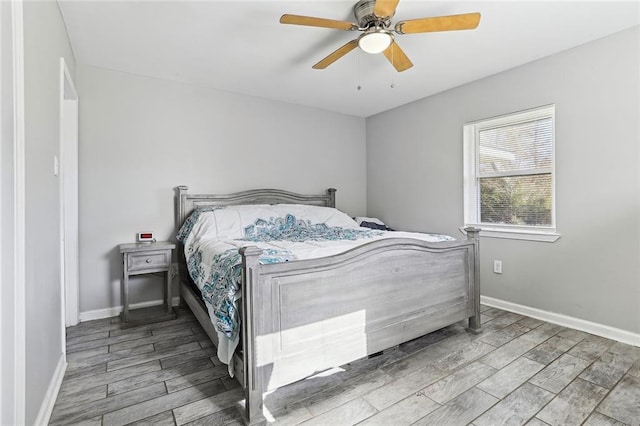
58, 1, 640, 117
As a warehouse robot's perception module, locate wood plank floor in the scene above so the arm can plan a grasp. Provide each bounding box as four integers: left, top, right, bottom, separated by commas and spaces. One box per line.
51, 305, 640, 425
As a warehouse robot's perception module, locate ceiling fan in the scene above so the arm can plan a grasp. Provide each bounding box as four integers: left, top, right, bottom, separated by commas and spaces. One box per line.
280, 0, 481, 72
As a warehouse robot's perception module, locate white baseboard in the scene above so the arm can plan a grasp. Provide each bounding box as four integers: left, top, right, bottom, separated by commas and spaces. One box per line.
481, 296, 640, 347
79, 297, 181, 322
33, 354, 66, 426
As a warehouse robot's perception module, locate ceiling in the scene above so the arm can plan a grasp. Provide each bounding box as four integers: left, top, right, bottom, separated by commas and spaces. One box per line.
58, 1, 640, 117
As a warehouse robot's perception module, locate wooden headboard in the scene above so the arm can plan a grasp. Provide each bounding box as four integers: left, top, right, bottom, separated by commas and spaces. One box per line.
175, 186, 336, 233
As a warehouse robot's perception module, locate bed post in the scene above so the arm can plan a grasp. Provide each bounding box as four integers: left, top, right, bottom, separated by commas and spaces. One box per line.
327, 188, 336, 208
176, 185, 189, 232
240, 246, 267, 425
175, 186, 190, 307
465, 227, 482, 334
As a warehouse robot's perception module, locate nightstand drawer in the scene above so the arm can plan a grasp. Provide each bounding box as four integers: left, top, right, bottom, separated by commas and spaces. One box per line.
127, 250, 170, 272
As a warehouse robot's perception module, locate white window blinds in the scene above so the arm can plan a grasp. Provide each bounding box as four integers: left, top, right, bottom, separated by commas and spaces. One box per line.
477, 117, 553, 226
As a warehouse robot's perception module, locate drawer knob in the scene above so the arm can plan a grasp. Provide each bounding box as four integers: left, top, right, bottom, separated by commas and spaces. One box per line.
145, 258, 152, 263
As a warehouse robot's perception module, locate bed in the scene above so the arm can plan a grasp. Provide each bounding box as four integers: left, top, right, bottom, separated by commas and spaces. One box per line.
175, 186, 481, 424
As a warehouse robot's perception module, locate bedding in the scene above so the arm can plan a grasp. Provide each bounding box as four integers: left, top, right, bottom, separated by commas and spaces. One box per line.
177, 203, 455, 370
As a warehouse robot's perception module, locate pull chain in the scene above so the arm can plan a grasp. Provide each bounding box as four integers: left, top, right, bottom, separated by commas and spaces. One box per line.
357, 50, 362, 91
390, 43, 395, 89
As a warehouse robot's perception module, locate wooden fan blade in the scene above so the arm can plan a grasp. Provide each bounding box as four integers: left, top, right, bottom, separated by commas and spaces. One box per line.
382, 41, 413, 72
280, 14, 356, 31
313, 40, 359, 69
373, 0, 400, 18
395, 12, 481, 34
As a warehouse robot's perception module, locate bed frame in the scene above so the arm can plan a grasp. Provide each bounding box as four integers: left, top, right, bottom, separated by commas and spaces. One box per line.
175, 185, 481, 424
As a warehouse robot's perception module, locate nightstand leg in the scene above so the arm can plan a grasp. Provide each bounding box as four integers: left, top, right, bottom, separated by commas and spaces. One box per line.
122, 256, 129, 322
166, 269, 172, 314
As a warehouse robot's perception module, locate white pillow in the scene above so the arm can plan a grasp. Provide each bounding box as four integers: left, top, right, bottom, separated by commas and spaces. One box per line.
184, 204, 359, 243
272, 204, 359, 229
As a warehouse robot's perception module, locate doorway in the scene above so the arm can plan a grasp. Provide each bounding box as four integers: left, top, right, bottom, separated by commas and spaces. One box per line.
59, 58, 79, 327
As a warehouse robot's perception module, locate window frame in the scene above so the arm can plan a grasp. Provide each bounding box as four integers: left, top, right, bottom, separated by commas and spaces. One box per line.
462, 105, 560, 242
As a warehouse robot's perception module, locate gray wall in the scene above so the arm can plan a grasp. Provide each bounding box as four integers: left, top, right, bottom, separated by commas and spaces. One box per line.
23, 1, 76, 423
367, 27, 640, 334
76, 65, 367, 313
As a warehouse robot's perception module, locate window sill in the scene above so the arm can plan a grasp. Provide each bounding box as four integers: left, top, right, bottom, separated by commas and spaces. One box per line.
459, 226, 561, 243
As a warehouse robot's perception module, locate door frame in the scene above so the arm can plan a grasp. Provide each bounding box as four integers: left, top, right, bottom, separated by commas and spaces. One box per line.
59, 57, 79, 328
0, 0, 26, 424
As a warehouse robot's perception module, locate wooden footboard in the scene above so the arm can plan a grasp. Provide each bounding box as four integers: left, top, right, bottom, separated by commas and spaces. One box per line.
240, 230, 481, 424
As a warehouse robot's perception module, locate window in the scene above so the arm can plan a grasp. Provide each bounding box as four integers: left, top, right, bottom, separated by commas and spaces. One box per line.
463, 105, 560, 242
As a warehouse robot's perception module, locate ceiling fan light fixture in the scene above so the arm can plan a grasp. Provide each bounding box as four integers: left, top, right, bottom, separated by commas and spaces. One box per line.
358, 30, 393, 54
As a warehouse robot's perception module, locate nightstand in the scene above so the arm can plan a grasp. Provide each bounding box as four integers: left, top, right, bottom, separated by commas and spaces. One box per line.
119, 241, 176, 326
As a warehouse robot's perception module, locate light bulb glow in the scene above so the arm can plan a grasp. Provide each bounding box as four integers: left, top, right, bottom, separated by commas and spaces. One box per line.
358, 31, 393, 54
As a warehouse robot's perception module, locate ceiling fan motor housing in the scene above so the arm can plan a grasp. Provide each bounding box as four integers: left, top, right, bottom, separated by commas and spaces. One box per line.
354, 0, 392, 28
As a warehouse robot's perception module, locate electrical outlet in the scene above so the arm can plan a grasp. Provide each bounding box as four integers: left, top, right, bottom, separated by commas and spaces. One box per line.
493, 260, 503, 274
